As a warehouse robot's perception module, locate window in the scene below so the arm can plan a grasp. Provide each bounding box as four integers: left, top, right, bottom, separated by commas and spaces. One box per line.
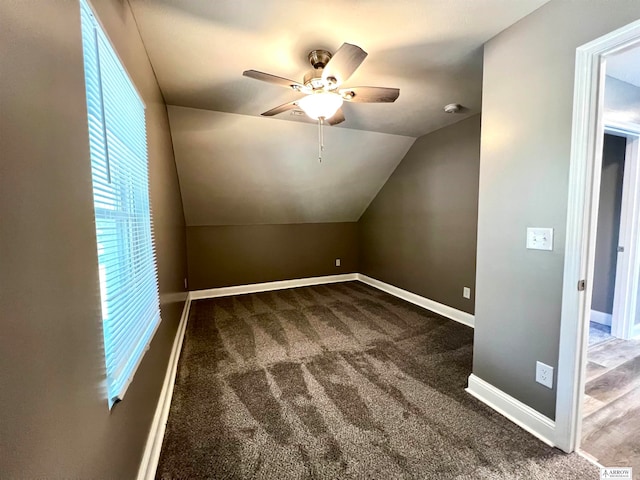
80, 0, 161, 408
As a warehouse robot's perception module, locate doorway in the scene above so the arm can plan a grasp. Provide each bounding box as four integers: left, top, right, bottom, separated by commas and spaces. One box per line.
582, 125, 640, 467
555, 16, 640, 466
590, 133, 626, 341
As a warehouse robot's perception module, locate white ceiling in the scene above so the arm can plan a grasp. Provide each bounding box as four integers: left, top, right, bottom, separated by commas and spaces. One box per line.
129, 0, 549, 137
128, 0, 549, 225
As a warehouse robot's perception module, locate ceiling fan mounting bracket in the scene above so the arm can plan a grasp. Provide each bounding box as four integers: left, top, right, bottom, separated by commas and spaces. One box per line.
307, 49, 332, 69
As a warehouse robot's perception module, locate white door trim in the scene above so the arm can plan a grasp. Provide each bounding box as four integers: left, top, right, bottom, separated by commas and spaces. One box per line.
557, 18, 640, 453
610, 125, 640, 340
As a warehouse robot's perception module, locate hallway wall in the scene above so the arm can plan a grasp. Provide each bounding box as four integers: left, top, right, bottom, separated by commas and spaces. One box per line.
592, 134, 626, 315
474, 0, 640, 419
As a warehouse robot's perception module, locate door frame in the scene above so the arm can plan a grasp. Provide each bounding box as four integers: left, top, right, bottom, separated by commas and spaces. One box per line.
610, 123, 640, 340
556, 18, 640, 453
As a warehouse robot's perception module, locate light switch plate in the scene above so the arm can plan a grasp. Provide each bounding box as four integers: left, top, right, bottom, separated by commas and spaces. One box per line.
526, 227, 553, 251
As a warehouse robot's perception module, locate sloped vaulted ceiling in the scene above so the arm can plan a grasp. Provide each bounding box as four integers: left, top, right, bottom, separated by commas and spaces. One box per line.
129, 0, 549, 225
168, 106, 415, 225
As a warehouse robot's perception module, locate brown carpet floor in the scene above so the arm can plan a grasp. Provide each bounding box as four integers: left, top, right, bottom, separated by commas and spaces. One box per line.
156, 281, 599, 479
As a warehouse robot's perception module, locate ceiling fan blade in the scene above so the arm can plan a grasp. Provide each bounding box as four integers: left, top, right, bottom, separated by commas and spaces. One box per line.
243, 70, 305, 90
340, 86, 400, 103
322, 43, 367, 86
327, 108, 345, 126
261, 101, 299, 116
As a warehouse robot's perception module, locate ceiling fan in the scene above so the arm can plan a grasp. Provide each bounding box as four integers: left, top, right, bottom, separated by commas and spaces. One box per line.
243, 43, 399, 126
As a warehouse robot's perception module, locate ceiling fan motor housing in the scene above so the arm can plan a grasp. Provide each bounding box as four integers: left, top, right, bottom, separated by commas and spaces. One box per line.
303, 69, 325, 90
305, 50, 338, 90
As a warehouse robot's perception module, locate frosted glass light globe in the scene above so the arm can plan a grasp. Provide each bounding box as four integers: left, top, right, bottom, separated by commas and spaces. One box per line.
297, 92, 343, 120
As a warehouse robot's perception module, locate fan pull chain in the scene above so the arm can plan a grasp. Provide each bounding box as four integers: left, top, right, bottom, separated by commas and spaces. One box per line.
318, 117, 325, 163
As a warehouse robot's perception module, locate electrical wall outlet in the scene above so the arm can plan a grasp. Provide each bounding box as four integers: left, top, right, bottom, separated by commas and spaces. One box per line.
463, 287, 471, 299
184, 277, 188, 290
535, 361, 554, 389
335, 258, 341, 267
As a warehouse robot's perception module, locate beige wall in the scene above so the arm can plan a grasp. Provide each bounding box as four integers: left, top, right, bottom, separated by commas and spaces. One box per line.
474, 0, 640, 419
359, 115, 481, 314
0, 0, 187, 477
186, 223, 358, 290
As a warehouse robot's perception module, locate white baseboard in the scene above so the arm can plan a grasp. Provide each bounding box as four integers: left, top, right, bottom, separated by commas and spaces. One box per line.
136, 297, 192, 480
189, 273, 358, 300
590, 309, 612, 326
466, 374, 556, 447
357, 274, 475, 328
577, 449, 605, 469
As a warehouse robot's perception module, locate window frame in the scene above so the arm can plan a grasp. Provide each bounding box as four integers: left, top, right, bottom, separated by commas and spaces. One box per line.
79, 0, 161, 409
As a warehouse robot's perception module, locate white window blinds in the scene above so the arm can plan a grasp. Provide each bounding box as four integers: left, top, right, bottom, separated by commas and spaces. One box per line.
80, 0, 161, 408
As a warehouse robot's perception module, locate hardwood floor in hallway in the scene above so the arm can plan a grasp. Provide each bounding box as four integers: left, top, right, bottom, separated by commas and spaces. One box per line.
582, 325, 640, 476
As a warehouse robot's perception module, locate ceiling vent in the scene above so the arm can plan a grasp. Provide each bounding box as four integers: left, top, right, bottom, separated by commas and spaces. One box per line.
443, 103, 462, 113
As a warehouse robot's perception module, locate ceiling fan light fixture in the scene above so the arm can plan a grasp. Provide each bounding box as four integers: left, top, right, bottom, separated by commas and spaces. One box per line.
297, 92, 343, 120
